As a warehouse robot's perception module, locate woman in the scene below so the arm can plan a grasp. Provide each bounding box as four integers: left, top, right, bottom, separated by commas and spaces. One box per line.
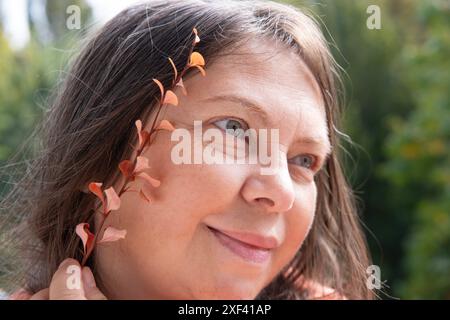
1, 0, 373, 299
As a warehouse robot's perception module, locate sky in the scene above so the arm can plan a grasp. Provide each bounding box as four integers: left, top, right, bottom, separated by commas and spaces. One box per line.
0, 0, 144, 49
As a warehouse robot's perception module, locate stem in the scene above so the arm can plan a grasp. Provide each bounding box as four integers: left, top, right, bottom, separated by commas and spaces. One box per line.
80, 136, 149, 266
79, 29, 200, 267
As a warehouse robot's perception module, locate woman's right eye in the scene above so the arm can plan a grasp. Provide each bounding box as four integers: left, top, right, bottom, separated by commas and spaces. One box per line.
213, 118, 249, 139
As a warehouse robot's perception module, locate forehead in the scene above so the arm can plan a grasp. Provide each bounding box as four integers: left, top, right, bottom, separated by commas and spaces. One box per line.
196, 39, 325, 109
178, 39, 329, 146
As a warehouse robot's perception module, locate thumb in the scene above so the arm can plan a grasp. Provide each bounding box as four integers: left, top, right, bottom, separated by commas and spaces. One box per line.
82, 267, 107, 300
49, 258, 86, 300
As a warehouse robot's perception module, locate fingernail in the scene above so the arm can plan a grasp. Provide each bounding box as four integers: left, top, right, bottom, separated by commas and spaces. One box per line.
82, 267, 96, 288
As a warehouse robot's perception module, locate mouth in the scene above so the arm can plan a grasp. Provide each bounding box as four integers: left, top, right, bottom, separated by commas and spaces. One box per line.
206, 225, 277, 264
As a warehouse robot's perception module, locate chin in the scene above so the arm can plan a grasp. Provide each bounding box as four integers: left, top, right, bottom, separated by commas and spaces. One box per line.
191, 285, 260, 300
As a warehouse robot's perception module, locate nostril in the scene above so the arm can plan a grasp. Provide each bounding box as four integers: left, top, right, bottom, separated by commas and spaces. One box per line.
255, 197, 275, 209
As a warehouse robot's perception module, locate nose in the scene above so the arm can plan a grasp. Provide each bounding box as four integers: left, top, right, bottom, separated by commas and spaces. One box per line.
240, 157, 295, 213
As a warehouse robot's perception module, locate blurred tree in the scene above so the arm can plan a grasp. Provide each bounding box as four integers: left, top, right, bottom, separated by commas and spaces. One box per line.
382, 0, 450, 299
0, 19, 73, 291
0, 1, 84, 198
26, 0, 93, 44
0, 34, 60, 191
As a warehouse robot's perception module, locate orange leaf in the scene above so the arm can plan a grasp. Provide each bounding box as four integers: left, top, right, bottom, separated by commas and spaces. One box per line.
76, 223, 95, 256
153, 78, 165, 100
98, 227, 127, 244
88, 182, 106, 212
119, 160, 134, 178
163, 90, 178, 106
136, 172, 161, 188
135, 120, 149, 149
135, 119, 142, 132
189, 52, 205, 67
193, 27, 200, 44
193, 65, 206, 76
134, 156, 150, 173
135, 120, 143, 148
176, 78, 188, 96
104, 186, 121, 213
168, 57, 177, 81
156, 119, 175, 132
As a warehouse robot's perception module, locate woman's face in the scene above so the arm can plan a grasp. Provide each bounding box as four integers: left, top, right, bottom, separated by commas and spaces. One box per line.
96, 39, 331, 299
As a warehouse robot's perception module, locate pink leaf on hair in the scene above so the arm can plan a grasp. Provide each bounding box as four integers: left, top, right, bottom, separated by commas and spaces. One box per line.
135, 120, 149, 149
76, 223, 95, 255
98, 227, 127, 244
119, 160, 134, 178
134, 156, 150, 174
136, 172, 161, 188
88, 182, 106, 213
156, 119, 175, 132
104, 186, 121, 213
163, 90, 178, 106
153, 78, 165, 101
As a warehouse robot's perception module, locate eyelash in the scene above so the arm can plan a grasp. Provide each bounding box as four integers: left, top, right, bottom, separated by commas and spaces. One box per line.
288, 154, 318, 171
212, 117, 249, 139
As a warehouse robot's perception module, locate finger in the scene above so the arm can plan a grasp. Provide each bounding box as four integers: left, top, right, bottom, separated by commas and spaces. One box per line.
9, 288, 32, 300
30, 288, 49, 300
82, 267, 107, 300
49, 258, 86, 300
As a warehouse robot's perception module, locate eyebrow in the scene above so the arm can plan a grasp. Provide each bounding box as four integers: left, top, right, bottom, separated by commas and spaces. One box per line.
296, 136, 332, 158
200, 93, 332, 157
200, 94, 269, 122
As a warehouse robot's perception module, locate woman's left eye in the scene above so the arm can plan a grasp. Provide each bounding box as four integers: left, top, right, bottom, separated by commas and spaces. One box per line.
213, 118, 249, 138
289, 154, 316, 170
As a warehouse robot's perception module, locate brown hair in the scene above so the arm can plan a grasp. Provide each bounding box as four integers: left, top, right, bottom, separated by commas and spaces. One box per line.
0, 0, 373, 299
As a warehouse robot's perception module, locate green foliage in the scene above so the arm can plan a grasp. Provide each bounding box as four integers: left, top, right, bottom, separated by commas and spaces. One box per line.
381, 1, 450, 299
0, 35, 55, 164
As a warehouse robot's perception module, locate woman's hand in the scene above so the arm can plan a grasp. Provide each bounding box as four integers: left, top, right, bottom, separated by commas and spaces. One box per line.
30, 258, 107, 300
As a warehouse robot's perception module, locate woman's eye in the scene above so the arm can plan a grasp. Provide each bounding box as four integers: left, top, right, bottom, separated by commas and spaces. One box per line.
289, 154, 316, 170
213, 118, 249, 138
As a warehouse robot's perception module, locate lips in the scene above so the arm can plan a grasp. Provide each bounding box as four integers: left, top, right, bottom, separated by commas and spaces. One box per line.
206, 225, 279, 264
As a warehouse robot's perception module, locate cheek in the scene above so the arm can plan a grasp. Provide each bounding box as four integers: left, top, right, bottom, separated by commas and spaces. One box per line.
112, 132, 250, 272
140, 130, 248, 220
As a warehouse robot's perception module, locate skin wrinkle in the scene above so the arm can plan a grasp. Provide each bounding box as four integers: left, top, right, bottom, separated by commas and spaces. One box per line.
95, 38, 329, 299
